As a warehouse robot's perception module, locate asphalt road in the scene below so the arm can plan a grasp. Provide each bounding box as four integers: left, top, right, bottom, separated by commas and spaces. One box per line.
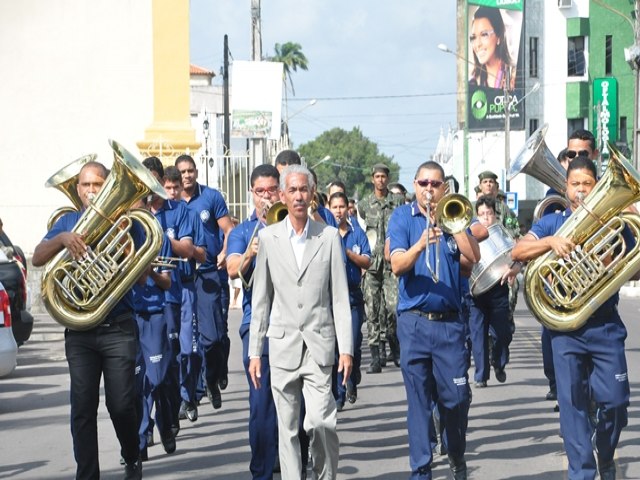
1, 293, 639, 479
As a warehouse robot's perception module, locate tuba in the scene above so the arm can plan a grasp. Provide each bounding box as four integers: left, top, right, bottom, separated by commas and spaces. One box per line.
41, 140, 167, 331
508, 123, 570, 221
524, 144, 640, 331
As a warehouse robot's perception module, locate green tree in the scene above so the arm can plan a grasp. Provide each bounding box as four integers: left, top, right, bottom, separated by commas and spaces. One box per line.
298, 127, 400, 201
268, 42, 309, 96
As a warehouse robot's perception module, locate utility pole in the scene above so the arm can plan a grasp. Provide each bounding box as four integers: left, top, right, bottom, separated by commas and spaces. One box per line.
504, 68, 511, 192
249, 0, 265, 167
223, 35, 230, 159
635, 0, 640, 170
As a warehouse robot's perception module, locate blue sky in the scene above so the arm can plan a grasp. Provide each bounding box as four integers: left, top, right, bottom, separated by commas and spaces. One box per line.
190, 0, 458, 189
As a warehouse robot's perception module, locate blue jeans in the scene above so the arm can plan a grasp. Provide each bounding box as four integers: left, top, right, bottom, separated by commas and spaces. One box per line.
65, 315, 139, 479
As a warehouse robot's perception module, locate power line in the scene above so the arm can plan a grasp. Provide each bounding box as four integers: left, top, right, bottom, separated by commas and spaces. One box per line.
289, 92, 457, 101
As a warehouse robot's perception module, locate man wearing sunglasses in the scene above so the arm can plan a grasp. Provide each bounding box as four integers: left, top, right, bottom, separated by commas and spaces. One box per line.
565, 129, 599, 166
388, 161, 480, 480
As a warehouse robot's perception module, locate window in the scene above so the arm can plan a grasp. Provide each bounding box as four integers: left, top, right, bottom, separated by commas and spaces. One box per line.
567, 118, 585, 136
620, 116, 627, 143
529, 118, 539, 136
568, 36, 586, 76
605, 35, 612, 76
529, 37, 539, 77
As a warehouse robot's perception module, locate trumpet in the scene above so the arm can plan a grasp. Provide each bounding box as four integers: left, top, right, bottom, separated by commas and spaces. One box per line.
424, 187, 473, 283
238, 201, 288, 289
151, 256, 188, 269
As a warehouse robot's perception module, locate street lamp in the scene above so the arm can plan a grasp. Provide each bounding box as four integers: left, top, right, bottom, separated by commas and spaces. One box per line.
310, 155, 331, 169
202, 116, 212, 186
288, 99, 317, 121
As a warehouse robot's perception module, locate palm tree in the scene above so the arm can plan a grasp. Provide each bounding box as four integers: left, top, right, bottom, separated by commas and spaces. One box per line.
269, 42, 309, 96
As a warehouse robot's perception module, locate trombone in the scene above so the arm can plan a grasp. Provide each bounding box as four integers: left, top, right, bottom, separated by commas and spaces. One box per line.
152, 256, 188, 269
238, 201, 288, 289
424, 180, 473, 283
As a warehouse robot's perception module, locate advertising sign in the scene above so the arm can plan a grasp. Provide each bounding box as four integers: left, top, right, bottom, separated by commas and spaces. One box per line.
592, 77, 619, 155
467, 0, 525, 131
231, 61, 283, 139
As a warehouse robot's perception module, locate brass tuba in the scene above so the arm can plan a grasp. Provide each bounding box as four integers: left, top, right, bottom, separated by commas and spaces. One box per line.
524, 144, 640, 331
41, 140, 167, 331
507, 123, 570, 221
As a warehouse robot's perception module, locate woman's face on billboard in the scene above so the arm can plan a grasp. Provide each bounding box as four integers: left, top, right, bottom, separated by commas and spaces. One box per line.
470, 17, 498, 66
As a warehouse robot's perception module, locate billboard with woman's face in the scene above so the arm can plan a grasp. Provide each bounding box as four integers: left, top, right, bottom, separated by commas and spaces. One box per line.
467, 0, 525, 131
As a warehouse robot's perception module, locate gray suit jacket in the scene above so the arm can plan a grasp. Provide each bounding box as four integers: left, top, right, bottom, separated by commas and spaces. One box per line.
249, 218, 353, 370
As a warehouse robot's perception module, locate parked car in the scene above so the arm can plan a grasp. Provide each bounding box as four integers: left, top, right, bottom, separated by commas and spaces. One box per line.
0, 281, 18, 377
0, 219, 33, 345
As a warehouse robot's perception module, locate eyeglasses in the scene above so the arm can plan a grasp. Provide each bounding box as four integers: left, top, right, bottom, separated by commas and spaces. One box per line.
469, 30, 495, 43
252, 186, 278, 195
416, 179, 444, 188
565, 149, 590, 159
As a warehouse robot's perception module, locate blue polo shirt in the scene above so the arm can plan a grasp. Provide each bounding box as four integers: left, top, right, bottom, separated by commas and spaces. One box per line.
317, 204, 338, 228
44, 210, 145, 318
177, 208, 206, 282
528, 208, 635, 310
182, 183, 229, 272
388, 201, 464, 314
133, 236, 172, 313
153, 199, 193, 304
341, 220, 371, 288
227, 211, 261, 326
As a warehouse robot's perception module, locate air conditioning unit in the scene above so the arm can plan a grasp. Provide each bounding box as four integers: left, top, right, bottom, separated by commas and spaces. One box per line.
558, 0, 572, 8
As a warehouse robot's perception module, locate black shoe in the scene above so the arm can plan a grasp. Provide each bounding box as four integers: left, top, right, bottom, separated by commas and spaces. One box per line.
336, 399, 345, 412
494, 367, 507, 383
124, 457, 143, 480
207, 382, 222, 409
185, 401, 198, 421
545, 389, 557, 401
218, 376, 228, 390
171, 423, 180, 438
272, 455, 281, 473
346, 384, 358, 404
146, 430, 154, 447
178, 401, 188, 420
448, 455, 467, 480
598, 459, 616, 480
161, 433, 176, 454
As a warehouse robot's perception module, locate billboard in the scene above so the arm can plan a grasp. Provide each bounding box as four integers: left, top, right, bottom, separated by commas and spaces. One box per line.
467, 0, 525, 131
231, 60, 283, 139
592, 77, 618, 156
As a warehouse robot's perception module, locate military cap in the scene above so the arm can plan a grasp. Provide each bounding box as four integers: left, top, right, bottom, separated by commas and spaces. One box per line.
372, 163, 390, 175
497, 190, 506, 199
478, 170, 498, 181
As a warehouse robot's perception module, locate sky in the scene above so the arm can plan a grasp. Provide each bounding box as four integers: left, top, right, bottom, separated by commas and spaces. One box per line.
190, 0, 459, 189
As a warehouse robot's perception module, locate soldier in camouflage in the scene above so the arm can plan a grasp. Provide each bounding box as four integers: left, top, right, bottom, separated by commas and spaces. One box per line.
358, 163, 404, 373
477, 171, 521, 329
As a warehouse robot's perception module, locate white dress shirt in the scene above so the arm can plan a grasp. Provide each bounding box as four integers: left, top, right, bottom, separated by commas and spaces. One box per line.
285, 216, 309, 270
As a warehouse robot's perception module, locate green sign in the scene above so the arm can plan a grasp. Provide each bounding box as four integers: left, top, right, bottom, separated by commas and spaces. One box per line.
468, 0, 523, 11
592, 77, 618, 153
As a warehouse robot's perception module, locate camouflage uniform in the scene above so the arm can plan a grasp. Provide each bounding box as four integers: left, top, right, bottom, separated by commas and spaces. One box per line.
359, 191, 404, 353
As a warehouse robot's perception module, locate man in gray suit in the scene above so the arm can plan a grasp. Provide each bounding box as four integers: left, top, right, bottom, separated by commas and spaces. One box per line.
248, 164, 353, 480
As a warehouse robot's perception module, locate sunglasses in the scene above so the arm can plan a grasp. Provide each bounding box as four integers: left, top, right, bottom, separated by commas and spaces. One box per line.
469, 30, 495, 43
253, 186, 278, 195
416, 179, 444, 188
565, 149, 590, 159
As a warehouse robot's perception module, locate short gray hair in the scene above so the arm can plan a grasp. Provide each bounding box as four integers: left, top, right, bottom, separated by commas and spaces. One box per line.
280, 164, 316, 191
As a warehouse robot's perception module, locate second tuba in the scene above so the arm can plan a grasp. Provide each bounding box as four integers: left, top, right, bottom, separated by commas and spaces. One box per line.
41, 140, 167, 331
524, 144, 640, 331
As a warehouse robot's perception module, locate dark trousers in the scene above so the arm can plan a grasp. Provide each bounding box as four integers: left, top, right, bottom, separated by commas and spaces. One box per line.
551, 313, 629, 479
240, 323, 278, 479
195, 269, 227, 387
164, 302, 182, 428
65, 316, 139, 479
397, 311, 470, 480
179, 281, 202, 403
469, 283, 512, 383
541, 326, 556, 391
333, 301, 364, 403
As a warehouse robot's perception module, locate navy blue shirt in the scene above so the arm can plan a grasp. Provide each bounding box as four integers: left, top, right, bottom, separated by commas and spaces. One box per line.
227, 211, 261, 326
388, 201, 465, 314
178, 208, 206, 282
317, 204, 338, 228
153, 199, 193, 304
44, 210, 145, 318
133, 236, 172, 313
182, 183, 229, 272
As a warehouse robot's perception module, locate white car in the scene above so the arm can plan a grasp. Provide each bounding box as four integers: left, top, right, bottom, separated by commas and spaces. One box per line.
0, 281, 18, 377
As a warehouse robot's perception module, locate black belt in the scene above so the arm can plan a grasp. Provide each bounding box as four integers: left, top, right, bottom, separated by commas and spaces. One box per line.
408, 309, 459, 321
99, 312, 132, 328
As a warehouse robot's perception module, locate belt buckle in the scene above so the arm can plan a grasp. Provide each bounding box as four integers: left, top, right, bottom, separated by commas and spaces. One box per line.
427, 312, 444, 320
